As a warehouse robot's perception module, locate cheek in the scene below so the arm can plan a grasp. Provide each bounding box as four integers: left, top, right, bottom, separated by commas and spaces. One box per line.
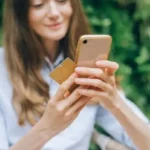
62, 4, 73, 21
28, 9, 44, 29
67, 6, 73, 19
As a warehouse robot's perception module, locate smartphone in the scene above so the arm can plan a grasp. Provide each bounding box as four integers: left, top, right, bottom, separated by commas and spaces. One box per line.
67, 35, 112, 92
75, 34, 112, 68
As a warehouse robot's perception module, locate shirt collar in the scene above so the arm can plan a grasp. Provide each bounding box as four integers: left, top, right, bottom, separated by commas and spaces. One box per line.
44, 50, 64, 70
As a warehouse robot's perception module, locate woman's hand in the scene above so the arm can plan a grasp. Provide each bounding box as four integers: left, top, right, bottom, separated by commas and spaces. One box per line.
10, 74, 89, 150
74, 60, 120, 110
38, 73, 88, 138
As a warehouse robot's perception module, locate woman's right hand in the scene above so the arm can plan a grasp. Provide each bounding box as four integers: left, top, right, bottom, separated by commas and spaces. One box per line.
38, 73, 88, 138
10, 73, 89, 150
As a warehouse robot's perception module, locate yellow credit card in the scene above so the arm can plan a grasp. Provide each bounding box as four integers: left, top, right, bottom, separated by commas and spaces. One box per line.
49, 57, 77, 84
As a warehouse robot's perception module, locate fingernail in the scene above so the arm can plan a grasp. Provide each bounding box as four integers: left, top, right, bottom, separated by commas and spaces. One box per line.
96, 61, 103, 65
75, 78, 80, 83
71, 73, 77, 78
75, 67, 82, 72
113, 62, 119, 68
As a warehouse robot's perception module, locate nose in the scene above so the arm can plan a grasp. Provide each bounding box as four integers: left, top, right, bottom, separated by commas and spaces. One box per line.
47, 2, 59, 20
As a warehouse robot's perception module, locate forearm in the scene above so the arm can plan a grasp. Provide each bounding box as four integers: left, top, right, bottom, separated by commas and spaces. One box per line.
10, 120, 53, 150
92, 129, 130, 150
110, 95, 150, 150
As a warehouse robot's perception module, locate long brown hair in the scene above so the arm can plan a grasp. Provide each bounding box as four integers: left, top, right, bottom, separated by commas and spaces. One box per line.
4, 0, 91, 125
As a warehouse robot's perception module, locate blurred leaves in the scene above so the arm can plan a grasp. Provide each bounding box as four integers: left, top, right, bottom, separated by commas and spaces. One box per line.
82, 0, 150, 119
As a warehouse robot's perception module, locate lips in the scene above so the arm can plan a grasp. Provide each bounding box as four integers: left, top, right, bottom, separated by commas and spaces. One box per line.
47, 22, 62, 30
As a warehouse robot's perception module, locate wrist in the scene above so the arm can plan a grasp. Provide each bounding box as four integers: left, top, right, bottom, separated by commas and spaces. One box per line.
10, 119, 55, 150
32, 119, 55, 143
108, 93, 123, 114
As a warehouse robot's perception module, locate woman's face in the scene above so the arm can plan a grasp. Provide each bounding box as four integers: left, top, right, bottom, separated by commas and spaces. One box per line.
28, 0, 72, 41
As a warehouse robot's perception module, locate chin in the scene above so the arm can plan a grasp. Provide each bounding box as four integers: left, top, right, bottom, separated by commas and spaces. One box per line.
45, 31, 67, 41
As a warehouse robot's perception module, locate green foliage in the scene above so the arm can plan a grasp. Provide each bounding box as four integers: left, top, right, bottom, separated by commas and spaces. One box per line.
82, 0, 150, 118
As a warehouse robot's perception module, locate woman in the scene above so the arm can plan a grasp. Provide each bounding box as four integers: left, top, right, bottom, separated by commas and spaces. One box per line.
0, 0, 149, 150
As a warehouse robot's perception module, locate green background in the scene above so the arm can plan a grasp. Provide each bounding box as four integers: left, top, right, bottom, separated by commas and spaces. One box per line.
0, 0, 150, 149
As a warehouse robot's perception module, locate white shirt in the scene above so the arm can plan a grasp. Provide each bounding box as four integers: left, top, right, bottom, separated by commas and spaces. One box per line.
0, 48, 148, 150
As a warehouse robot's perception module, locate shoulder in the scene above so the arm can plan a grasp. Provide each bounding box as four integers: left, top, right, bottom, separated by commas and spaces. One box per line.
0, 47, 7, 76
0, 47, 5, 61
0, 47, 6, 69
0, 47, 4, 56
0, 47, 13, 100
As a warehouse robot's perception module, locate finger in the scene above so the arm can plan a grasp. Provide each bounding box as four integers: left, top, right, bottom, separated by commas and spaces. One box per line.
96, 60, 119, 70
66, 97, 89, 116
77, 88, 107, 98
75, 97, 90, 113
62, 85, 85, 109
64, 91, 70, 98
88, 96, 100, 105
105, 68, 118, 76
96, 60, 119, 75
75, 78, 111, 92
54, 73, 77, 101
75, 67, 114, 85
75, 67, 107, 82
61, 82, 91, 110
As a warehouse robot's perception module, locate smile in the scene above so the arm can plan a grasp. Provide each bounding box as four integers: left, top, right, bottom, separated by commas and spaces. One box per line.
47, 23, 62, 30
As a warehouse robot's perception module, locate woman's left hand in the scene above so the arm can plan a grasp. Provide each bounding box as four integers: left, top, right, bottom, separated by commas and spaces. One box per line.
74, 60, 120, 110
